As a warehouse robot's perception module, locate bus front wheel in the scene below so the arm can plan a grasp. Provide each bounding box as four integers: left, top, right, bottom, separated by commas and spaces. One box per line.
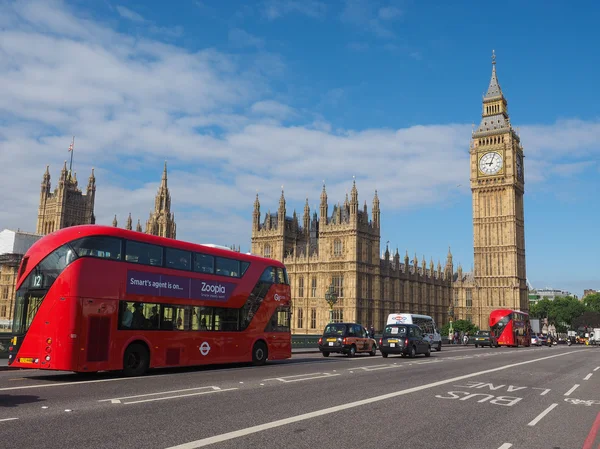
123, 343, 150, 377
252, 341, 268, 366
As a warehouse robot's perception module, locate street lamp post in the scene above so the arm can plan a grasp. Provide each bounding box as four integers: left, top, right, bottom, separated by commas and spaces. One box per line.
448, 303, 455, 342
325, 283, 338, 323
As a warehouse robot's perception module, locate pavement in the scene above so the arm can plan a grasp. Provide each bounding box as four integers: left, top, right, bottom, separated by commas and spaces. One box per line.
1, 344, 599, 448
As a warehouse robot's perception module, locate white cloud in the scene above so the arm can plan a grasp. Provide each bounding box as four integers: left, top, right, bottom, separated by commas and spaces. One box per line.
116, 5, 146, 23
340, 0, 396, 39
262, 0, 327, 20
228, 28, 265, 49
250, 100, 296, 119
0, 0, 599, 252
378, 6, 402, 20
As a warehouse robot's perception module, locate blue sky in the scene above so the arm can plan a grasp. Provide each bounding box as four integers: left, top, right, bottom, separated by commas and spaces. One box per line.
0, 0, 599, 297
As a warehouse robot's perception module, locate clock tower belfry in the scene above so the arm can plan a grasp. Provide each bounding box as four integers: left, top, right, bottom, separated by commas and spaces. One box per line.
470, 51, 528, 317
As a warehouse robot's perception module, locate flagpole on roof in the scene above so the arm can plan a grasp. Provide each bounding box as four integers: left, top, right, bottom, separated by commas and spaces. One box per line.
68, 136, 75, 173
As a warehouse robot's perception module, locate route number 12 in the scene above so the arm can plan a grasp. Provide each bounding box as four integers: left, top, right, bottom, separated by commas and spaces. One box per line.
32, 275, 42, 287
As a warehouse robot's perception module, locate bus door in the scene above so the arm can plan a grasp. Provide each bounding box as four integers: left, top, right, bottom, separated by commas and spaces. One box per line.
79, 297, 114, 372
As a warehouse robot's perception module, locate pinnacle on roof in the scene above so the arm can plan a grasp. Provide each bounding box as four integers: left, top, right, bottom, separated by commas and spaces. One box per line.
484, 50, 504, 101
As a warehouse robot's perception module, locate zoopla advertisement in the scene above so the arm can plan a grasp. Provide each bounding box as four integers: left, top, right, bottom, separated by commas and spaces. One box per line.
126, 270, 237, 302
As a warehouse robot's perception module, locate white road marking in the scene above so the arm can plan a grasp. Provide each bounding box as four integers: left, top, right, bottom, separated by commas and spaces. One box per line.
564, 384, 580, 396
584, 373, 593, 381
0, 418, 18, 422
99, 386, 237, 405
165, 351, 579, 449
349, 364, 400, 372
262, 372, 339, 383
528, 403, 558, 427
532, 387, 551, 396
594, 366, 599, 372
497, 444, 512, 449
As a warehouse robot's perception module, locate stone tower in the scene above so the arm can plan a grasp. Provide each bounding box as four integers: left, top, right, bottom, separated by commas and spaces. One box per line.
36, 162, 96, 235
145, 162, 176, 239
470, 51, 527, 314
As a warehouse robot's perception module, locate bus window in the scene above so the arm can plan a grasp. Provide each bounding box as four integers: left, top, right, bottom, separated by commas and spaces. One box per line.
192, 306, 213, 331
194, 253, 214, 274
260, 267, 276, 283
265, 306, 290, 332
216, 257, 240, 277
70, 236, 122, 260
276, 268, 286, 284
125, 240, 163, 266
241, 261, 250, 276
166, 247, 191, 271
214, 308, 239, 331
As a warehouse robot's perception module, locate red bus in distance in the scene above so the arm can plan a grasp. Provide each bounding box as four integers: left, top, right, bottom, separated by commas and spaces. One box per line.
8, 225, 291, 376
489, 309, 531, 347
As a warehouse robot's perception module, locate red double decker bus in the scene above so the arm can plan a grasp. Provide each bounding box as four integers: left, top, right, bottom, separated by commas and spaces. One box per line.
489, 309, 531, 347
8, 225, 291, 376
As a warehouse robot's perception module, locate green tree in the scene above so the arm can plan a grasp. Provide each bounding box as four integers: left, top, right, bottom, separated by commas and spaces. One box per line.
583, 293, 600, 313
550, 296, 587, 332
530, 298, 552, 319
441, 319, 479, 337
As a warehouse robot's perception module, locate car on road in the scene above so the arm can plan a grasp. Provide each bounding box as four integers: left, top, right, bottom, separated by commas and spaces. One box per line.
531, 335, 541, 346
473, 330, 498, 348
317, 322, 377, 357
378, 323, 431, 358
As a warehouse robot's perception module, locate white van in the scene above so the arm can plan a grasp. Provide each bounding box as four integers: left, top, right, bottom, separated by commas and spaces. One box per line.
386, 313, 442, 351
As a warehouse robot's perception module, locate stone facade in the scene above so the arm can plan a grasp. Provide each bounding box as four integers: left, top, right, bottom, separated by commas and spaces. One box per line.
0, 230, 42, 328
36, 162, 96, 235
0, 254, 21, 329
113, 162, 177, 239
250, 184, 454, 334
452, 51, 528, 329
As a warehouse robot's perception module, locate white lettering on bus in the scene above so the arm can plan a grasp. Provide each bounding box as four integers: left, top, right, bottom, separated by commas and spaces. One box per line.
201, 282, 226, 294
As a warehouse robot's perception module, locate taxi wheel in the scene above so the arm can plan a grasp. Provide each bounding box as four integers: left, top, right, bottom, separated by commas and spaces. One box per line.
347, 345, 356, 357
322, 352, 330, 357
369, 344, 377, 356
381, 352, 388, 358
475, 344, 478, 348
425, 345, 431, 357
409, 346, 416, 358
437, 342, 442, 351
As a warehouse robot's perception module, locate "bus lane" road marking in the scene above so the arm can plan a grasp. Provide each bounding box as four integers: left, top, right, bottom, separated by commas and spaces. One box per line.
98, 386, 238, 405
165, 350, 580, 449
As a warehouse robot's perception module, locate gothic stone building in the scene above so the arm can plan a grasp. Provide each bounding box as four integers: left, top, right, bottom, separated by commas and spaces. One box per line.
36, 162, 96, 235
250, 184, 454, 334
451, 52, 528, 329
112, 162, 177, 239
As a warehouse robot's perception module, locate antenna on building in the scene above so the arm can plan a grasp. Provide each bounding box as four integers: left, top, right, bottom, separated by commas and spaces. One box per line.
68, 136, 75, 173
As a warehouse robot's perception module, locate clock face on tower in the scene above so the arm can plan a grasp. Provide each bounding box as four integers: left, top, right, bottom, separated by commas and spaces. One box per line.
479, 151, 504, 175
516, 153, 524, 180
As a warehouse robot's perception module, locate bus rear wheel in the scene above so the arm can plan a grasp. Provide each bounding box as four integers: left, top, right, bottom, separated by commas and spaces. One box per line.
123, 343, 150, 377
252, 341, 268, 366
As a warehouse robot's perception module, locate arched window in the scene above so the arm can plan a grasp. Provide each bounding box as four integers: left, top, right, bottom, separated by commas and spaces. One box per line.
264, 244, 271, 258
333, 239, 342, 257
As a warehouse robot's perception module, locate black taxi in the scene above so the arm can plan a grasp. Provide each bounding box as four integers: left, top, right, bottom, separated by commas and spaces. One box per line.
379, 323, 431, 358
317, 322, 377, 357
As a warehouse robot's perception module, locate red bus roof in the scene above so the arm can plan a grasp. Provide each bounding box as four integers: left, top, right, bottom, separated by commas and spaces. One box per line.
489, 309, 529, 317
18, 225, 282, 286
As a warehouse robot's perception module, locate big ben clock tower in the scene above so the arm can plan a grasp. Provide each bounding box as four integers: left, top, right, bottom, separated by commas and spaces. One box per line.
470, 51, 528, 318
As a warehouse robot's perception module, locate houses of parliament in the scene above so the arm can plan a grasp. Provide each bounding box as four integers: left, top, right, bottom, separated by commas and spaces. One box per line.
0, 52, 528, 333
251, 52, 528, 333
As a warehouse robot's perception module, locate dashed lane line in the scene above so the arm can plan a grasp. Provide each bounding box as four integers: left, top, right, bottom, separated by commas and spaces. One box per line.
564, 384, 580, 396
527, 403, 558, 427
0, 418, 18, 423
584, 373, 593, 381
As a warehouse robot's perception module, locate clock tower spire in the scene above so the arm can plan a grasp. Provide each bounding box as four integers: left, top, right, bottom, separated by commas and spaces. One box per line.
470, 51, 527, 327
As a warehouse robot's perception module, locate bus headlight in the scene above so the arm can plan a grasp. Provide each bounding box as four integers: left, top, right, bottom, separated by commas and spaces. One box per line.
45, 355, 51, 361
